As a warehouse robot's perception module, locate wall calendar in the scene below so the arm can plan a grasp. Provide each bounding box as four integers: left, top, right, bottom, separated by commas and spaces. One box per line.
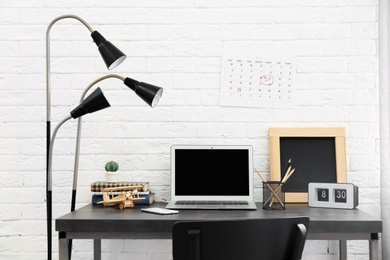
220, 56, 295, 108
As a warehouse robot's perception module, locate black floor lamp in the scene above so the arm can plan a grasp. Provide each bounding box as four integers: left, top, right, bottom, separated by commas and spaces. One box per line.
46, 14, 126, 260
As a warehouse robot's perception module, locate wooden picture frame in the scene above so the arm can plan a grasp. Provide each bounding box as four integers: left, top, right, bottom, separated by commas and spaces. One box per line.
269, 127, 347, 203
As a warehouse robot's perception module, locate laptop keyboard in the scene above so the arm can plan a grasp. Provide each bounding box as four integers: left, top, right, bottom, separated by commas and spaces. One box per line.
175, 200, 249, 206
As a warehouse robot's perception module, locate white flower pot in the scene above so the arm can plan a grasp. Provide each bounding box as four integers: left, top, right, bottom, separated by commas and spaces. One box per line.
105, 172, 118, 182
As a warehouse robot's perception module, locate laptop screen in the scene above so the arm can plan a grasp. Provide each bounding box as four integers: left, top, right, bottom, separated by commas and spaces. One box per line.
171, 145, 254, 199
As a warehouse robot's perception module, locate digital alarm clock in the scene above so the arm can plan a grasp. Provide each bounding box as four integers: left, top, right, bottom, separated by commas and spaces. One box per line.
308, 183, 359, 209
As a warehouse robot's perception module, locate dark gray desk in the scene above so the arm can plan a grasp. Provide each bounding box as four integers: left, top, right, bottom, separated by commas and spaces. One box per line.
56, 202, 382, 260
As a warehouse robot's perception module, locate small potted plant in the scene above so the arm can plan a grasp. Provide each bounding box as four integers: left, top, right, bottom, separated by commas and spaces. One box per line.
105, 161, 119, 182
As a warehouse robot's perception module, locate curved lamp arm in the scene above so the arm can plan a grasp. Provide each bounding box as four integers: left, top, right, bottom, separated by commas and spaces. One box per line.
46, 14, 126, 122
48, 115, 73, 190
46, 15, 94, 122
48, 85, 112, 189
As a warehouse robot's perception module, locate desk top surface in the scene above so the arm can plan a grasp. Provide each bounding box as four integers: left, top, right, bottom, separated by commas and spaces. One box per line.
56, 202, 382, 234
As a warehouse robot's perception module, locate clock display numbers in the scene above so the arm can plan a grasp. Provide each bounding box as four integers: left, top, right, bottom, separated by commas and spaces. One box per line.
335, 189, 347, 203
317, 188, 329, 202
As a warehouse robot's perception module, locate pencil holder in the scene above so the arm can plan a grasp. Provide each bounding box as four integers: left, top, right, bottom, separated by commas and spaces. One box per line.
262, 181, 285, 210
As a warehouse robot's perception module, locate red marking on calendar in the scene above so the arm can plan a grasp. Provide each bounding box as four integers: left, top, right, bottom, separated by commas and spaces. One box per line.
260, 74, 274, 86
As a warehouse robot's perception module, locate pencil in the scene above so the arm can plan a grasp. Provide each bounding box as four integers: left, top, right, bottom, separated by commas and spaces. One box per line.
282, 166, 292, 183
253, 167, 267, 183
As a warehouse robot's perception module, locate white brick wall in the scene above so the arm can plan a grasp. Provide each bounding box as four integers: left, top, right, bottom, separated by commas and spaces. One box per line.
0, 0, 382, 259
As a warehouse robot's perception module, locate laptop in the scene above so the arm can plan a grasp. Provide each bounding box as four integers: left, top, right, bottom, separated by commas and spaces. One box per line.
166, 145, 257, 210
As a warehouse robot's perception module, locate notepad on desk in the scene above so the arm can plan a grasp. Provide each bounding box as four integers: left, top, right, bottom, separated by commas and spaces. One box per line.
90, 181, 149, 192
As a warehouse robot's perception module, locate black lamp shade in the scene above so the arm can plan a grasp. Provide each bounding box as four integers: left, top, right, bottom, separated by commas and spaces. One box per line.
91, 31, 126, 70
124, 78, 163, 108
70, 87, 111, 119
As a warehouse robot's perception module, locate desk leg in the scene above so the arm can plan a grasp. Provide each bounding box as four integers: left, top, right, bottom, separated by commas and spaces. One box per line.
94, 239, 101, 260
59, 232, 69, 260
339, 240, 347, 260
369, 233, 379, 260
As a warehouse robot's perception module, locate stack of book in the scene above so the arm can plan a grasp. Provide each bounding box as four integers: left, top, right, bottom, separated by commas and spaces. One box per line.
91, 181, 154, 205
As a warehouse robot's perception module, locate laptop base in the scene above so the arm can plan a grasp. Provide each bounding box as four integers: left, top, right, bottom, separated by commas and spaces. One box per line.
166, 201, 257, 210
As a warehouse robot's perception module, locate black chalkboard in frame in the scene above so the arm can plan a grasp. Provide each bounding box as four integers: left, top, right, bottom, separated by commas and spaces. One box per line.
269, 127, 347, 203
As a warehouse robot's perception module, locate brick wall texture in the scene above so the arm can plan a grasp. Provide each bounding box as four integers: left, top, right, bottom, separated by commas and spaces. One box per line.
0, 0, 382, 259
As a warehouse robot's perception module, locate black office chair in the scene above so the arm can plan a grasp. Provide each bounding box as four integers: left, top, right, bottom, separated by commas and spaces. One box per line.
172, 217, 309, 260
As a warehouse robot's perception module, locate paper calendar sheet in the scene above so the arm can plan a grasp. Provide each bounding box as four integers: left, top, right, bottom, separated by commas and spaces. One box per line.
220, 56, 295, 108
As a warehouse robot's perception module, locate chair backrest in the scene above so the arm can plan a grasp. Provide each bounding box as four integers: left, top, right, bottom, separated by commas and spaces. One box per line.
172, 217, 309, 260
